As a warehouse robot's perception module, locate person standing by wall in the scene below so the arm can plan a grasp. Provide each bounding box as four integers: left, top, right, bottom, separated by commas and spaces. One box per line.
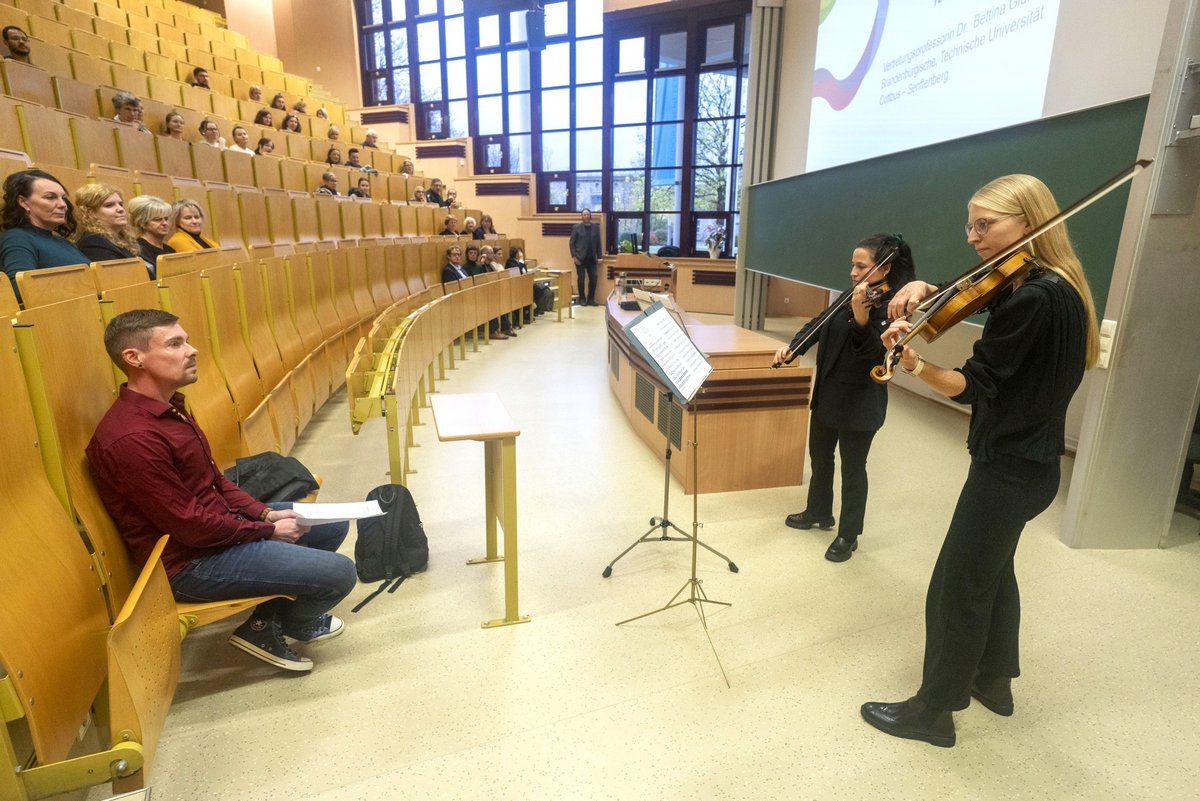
569, 209, 601, 306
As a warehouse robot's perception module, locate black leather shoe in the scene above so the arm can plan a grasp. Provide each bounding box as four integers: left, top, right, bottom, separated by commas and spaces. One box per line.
785, 510, 835, 530
825, 536, 858, 562
861, 697, 955, 748
971, 675, 1014, 716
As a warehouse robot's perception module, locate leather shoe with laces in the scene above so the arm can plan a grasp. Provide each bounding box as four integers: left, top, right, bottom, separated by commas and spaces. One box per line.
971, 675, 1014, 716
825, 535, 858, 562
861, 696, 955, 748
785, 510, 835, 530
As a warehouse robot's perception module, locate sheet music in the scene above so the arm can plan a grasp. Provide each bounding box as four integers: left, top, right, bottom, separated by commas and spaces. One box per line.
625, 304, 712, 402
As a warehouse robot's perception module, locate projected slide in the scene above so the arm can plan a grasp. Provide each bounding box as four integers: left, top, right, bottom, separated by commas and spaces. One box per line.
807, 0, 1062, 172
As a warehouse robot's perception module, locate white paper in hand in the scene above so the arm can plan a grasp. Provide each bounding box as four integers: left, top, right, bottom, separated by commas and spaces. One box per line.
291, 500, 384, 526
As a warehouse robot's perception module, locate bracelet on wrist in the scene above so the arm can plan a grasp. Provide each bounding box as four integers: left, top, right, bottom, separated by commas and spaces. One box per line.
259, 507, 272, 521
905, 355, 926, 376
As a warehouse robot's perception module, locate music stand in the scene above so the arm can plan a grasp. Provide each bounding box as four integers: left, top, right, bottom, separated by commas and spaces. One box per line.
609, 302, 734, 687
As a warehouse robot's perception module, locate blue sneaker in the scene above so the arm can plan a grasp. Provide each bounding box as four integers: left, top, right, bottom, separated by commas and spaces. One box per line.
283, 614, 345, 643
229, 617, 313, 672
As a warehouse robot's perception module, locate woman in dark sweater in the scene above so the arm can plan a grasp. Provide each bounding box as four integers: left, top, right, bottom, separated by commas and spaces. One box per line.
0, 169, 89, 302
127, 195, 175, 278
73, 183, 140, 262
861, 174, 1098, 749
772, 233, 915, 562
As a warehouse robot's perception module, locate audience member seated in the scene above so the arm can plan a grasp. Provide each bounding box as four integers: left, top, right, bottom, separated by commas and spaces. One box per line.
249, 84, 263, 103
348, 178, 371, 199
229, 126, 256, 155
87, 309, 357, 672
508, 245, 550, 318
361, 129, 379, 149
327, 125, 341, 141
346, 148, 377, 173
292, 99, 308, 115
462, 241, 482, 276
270, 93, 287, 111
3, 25, 31, 63
476, 213, 499, 238
463, 216, 477, 237
191, 67, 211, 89
477, 245, 515, 338
438, 214, 459, 236
425, 179, 446, 206
315, 172, 339, 196
445, 187, 460, 209
412, 187, 427, 203
199, 119, 226, 149
400, 159, 415, 176
127, 195, 174, 278
163, 110, 186, 139
280, 114, 302, 133
0, 169, 88, 301
165, 199, 217, 252
441, 243, 468, 283
73, 183, 139, 262
254, 109, 274, 127
326, 147, 342, 166
316, 107, 329, 120
255, 137, 275, 155
112, 91, 150, 133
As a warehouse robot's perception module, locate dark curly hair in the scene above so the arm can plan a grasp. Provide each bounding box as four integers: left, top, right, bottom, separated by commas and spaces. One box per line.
856, 232, 916, 289
2, 169, 76, 237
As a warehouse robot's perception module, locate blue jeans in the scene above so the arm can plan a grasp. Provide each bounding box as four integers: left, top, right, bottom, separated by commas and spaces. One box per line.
170, 504, 357, 629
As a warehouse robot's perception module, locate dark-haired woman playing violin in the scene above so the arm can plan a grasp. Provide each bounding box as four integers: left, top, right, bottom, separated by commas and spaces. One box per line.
772, 233, 916, 562
861, 174, 1099, 748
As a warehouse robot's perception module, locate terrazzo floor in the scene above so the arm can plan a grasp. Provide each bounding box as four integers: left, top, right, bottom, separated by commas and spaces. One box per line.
89, 305, 1200, 801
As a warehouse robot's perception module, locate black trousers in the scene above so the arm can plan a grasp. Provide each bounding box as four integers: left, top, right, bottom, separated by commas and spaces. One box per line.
805, 413, 876, 540
576, 261, 597, 303
918, 454, 1060, 711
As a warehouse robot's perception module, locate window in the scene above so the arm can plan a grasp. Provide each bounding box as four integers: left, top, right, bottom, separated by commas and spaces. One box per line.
605, 5, 751, 256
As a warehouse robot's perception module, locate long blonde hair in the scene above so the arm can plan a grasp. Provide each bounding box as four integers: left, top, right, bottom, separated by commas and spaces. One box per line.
970, 174, 1100, 368
73, 183, 140, 253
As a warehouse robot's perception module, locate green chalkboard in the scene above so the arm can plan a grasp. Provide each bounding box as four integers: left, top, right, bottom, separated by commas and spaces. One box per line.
744, 96, 1149, 315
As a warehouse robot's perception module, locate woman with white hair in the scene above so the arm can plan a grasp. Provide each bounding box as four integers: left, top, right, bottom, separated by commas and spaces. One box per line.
127, 195, 175, 277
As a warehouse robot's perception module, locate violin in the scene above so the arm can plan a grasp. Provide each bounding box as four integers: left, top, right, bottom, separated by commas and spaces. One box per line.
773, 249, 897, 368
871, 159, 1153, 383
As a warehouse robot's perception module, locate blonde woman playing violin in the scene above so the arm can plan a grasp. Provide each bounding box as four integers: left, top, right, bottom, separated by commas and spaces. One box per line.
772, 233, 915, 562
861, 174, 1099, 749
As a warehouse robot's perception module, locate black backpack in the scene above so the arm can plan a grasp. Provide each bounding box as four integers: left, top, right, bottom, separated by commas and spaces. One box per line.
352, 483, 429, 612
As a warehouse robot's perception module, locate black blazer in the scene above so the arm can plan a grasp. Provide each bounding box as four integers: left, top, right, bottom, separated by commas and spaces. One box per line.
76, 233, 135, 263
787, 289, 891, 431
441, 262, 468, 283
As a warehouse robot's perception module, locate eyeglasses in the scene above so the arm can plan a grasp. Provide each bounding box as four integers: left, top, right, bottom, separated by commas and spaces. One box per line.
965, 214, 1021, 237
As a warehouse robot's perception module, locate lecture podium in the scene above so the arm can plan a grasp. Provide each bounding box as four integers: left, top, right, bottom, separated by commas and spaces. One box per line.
605, 295, 812, 494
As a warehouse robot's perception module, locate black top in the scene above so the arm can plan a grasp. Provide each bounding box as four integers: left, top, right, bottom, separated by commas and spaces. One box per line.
76, 232, 136, 263
137, 238, 175, 278
787, 287, 892, 431
569, 222, 602, 263
505, 257, 526, 274
348, 188, 370, 198
462, 259, 485, 277
951, 273, 1086, 463
441, 262, 468, 283
425, 189, 445, 206
472, 228, 487, 240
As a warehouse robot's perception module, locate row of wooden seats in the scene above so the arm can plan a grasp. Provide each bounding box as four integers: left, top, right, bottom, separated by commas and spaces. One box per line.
0, 0, 342, 123
0, 234, 533, 798
0, 86, 410, 187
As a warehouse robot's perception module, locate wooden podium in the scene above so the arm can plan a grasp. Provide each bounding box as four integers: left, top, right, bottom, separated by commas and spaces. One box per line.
606, 296, 812, 494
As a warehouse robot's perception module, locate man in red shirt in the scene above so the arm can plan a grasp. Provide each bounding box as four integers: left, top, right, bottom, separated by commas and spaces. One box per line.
86, 310, 357, 672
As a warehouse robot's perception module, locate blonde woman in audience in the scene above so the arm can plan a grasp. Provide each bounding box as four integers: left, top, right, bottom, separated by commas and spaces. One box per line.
127, 196, 174, 278
292, 99, 309, 115
228, 126, 256, 156
400, 159, 415, 176
316, 107, 329, 120
165, 200, 217, 252
254, 109, 273, 127
462, 216, 477, 237
327, 125, 341, 141
249, 85, 263, 102
163, 111, 186, 139
199, 119, 226, 149
73, 183, 139, 262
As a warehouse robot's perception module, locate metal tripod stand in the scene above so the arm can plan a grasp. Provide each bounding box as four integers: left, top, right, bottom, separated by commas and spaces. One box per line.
602, 392, 738, 578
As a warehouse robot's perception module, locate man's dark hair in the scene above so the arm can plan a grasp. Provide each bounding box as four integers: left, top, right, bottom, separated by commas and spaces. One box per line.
104, 309, 180, 368
348, 148, 359, 157
192, 66, 206, 78
3, 25, 27, 42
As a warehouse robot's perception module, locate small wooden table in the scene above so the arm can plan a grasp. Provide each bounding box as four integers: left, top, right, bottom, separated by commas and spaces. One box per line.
429, 392, 530, 629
